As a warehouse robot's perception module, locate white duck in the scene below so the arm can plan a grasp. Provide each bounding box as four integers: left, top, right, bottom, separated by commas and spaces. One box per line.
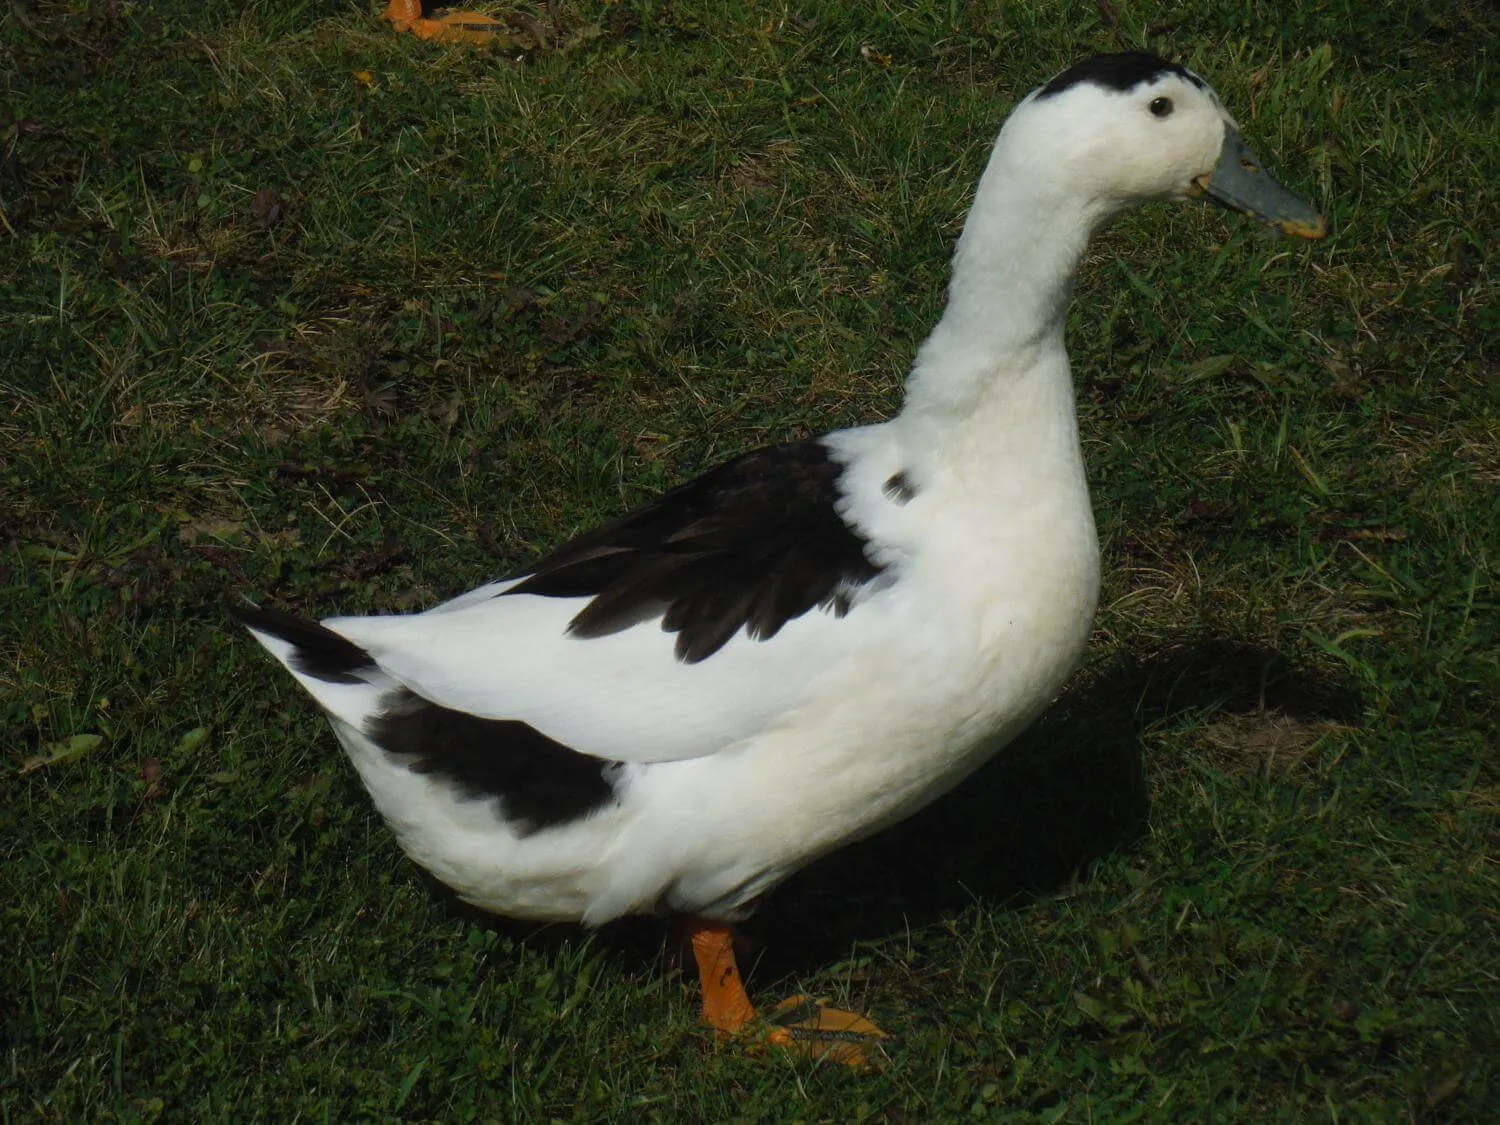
239, 52, 1324, 1062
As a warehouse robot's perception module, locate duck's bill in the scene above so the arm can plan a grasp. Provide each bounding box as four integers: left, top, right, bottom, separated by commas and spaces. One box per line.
1192, 127, 1327, 239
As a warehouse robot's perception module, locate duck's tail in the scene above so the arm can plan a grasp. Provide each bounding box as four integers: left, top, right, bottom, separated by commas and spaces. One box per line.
232, 604, 399, 730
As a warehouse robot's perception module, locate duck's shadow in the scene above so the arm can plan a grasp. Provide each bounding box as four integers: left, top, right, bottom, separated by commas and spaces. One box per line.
457, 637, 1361, 982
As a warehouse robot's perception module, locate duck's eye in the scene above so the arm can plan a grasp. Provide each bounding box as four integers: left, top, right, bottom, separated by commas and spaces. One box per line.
1149, 96, 1174, 118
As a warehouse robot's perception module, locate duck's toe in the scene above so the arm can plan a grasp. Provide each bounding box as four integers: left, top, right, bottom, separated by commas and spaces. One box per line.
764, 995, 890, 1068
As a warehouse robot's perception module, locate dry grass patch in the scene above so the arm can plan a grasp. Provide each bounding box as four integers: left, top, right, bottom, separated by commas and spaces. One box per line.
1192, 711, 1350, 780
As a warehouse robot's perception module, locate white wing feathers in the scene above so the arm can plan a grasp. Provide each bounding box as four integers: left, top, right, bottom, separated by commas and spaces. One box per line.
322, 587, 866, 765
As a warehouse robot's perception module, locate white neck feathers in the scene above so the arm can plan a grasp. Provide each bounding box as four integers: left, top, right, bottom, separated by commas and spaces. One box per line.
898, 110, 1115, 426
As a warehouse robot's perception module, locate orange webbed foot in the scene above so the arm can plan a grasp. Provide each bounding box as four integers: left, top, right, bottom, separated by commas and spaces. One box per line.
383, 0, 506, 44
683, 916, 890, 1068
765, 994, 890, 1068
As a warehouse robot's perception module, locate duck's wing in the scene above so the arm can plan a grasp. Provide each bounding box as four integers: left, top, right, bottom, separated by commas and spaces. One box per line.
505, 439, 882, 661
253, 440, 890, 766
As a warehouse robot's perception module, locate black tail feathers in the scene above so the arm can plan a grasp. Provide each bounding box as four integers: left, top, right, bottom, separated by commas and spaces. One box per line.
231, 603, 377, 685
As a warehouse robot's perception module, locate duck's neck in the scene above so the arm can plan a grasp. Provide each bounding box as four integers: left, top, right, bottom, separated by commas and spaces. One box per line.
897, 138, 1113, 434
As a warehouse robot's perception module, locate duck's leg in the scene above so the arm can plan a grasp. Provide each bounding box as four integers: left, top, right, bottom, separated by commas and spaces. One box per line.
383, 0, 506, 44
683, 915, 890, 1067
686, 917, 758, 1034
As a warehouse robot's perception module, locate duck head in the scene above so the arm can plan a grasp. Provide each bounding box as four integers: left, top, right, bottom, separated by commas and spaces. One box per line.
1010, 52, 1326, 239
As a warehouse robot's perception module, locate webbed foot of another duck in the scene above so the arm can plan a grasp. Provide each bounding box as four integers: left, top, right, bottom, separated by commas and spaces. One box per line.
384, 1, 506, 44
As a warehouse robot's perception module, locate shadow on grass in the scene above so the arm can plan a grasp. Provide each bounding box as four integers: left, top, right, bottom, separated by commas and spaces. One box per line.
450, 637, 1362, 980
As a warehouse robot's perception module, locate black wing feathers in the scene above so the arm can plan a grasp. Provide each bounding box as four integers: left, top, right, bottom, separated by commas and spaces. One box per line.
369, 689, 616, 835
506, 441, 882, 663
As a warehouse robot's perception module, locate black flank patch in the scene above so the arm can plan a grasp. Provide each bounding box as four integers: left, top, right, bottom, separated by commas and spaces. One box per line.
504, 441, 884, 663
232, 604, 376, 685
1037, 52, 1203, 99
368, 688, 618, 835
883, 470, 916, 504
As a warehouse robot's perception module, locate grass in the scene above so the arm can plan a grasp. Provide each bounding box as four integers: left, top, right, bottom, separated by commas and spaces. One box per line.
3, 0, 1496, 1118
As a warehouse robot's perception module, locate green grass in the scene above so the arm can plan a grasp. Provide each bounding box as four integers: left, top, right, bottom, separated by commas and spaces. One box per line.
3, 0, 1497, 1118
